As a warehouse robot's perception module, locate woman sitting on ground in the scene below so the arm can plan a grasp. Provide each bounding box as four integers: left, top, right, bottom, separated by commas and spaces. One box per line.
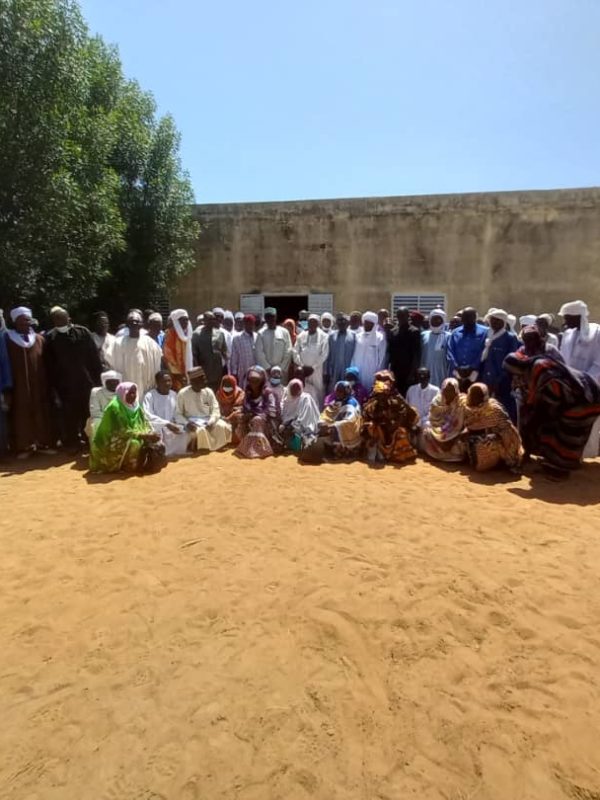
463, 382, 523, 473
319, 380, 363, 458
341, 366, 369, 407
267, 365, 285, 406
216, 375, 245, 443
235, 366, 282, 458
421, 377, 467, 462
280, 378, 320, 453
362, 370, 418, 465
504, 348, 600, 477
90, 382, 166, 473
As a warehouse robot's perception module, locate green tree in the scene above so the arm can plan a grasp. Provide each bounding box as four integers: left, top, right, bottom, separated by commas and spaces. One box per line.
0, 0, 198, 321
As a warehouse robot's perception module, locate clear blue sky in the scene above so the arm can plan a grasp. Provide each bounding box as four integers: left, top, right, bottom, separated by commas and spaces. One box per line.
80, 0, 600, 204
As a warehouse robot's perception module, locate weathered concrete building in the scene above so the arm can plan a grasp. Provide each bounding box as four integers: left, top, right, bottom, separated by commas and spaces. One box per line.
173, 187, 600, 321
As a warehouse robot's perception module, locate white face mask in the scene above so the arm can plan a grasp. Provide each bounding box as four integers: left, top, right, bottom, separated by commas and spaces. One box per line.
430, 324, 445, 334
222, 386, 234, 394
56, 325, 69, 334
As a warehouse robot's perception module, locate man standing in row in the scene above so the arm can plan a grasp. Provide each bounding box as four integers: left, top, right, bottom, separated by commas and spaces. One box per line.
559, 300, 600, 458
44, 306, 102, 451
352, 312, 387, 391
325, 313, 356, 391
230, 314, 257, 388
192, 310, 228, 391
293, 314, 329, 406
256, 307, 293, 380
112, 309, 163, 396
388, 307, 421, 396
479, 308, 518, 420
421, 308, 450, 388
5, 307, 53, 458
447, 307, 487, 391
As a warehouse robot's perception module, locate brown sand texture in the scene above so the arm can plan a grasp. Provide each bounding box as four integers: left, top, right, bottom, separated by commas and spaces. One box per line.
1, 454, 600, 800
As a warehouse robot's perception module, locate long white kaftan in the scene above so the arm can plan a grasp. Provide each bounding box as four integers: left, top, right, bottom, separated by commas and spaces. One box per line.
561, 323, 600, 458
143, 388, 191, 456
111, 335, 162, 397
352, 329, 388, 391
293, 329, 329, 406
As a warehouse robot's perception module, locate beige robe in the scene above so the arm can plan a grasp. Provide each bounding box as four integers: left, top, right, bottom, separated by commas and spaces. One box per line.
175, 386, 232, 451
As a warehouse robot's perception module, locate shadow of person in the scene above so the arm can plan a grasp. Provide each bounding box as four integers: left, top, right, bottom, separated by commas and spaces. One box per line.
508, 461, 600, 506
0, 451, 75, 477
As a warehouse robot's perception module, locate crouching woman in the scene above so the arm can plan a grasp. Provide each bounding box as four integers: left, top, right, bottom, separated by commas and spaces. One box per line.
90, 382, 166, 473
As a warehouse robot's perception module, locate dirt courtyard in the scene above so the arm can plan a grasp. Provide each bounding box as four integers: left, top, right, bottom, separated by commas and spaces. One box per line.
1, 454, 600, 800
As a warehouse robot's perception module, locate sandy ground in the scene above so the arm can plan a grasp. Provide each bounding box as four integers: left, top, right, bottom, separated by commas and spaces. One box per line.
1, 453, 600, 800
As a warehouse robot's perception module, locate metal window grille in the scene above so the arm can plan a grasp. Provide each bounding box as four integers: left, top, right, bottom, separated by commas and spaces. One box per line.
308, 293, 334, 315
239, 294, 265, 316
391, 293, 446, 314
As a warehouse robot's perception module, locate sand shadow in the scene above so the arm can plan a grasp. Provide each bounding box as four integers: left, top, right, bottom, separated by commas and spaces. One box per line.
0, 451, 77, 477
424, 457, 522, 484
508, 461, 600, 506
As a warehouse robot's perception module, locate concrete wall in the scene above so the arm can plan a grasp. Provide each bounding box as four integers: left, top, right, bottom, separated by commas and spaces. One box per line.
173, 187, 600, 320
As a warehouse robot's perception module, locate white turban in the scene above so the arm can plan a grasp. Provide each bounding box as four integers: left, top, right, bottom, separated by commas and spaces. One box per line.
362, 311, 378, 325
212, 307, 224, 316
559, 300, 591, 341
148, 312, 162, 323
234, 311, 244, 320
507, 314, 516, 331
487, 308, 508, 322
519, 314, 537, 327
321, 312, 334, 323
101, 370, 122, 388
50, 305, 67, 315
429, 308, 446, 321
10, 306, 32, 322
169, 308, 193, 369
308, 313, 320, 322
538, 313, 554, 325
224, 310, 234, 321
559, 300, 588, 318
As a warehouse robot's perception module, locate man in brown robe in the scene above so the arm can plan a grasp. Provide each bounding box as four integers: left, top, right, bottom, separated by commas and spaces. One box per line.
5, 307, 54, 458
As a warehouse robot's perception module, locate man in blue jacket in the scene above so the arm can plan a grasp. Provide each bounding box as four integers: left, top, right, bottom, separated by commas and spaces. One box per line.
447, 307, 487, 392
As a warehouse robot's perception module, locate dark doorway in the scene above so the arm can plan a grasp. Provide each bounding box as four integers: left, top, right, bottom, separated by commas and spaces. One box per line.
264, 295, 308, 323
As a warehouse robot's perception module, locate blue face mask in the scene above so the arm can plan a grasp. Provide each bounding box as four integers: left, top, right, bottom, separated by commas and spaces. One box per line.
270, 377, 281, 386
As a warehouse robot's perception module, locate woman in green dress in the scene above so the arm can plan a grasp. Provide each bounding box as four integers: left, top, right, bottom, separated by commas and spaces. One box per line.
90, 382, 166, 473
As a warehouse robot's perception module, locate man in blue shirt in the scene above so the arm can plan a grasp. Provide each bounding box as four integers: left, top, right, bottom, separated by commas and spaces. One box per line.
324, 313, 356, 392
447, 307, 487, 391
480, 308, 519, 421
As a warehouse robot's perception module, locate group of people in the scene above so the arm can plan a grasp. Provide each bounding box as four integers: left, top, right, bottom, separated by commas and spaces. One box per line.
0, 299, 599, 479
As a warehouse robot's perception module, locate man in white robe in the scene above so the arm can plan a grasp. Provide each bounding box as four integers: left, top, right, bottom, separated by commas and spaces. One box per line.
111, 310, 162, 396
351, 311, 388, 391
85, 369, 121, 439
176, 366, 232, 451
255, 307, 293, 379
293, 314, 329, 406
143, 370, 191, 457
406, 367, 439, 427
559, 300, 600, 458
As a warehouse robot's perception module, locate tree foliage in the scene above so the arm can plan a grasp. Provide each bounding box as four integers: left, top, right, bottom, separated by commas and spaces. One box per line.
0, 0, 198, 319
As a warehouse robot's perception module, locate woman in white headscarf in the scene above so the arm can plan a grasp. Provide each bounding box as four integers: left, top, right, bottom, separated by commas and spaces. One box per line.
163, 309, 193, 390
351, 311, 388, 391
280, 378, 320, 452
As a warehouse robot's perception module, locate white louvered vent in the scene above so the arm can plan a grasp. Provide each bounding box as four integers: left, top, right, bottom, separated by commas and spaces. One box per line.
239, 294, 265, 316
391, 293, 446, 314
308, 293, 334, 314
